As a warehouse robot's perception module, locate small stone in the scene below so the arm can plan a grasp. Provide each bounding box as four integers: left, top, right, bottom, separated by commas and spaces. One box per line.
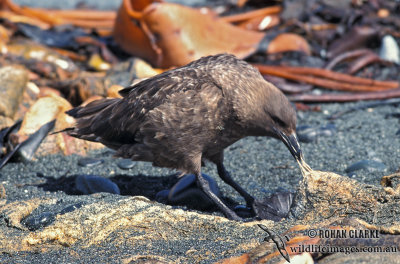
168, 174, 220, 210
22, 211, 55, 231
88, 53, 111, 71
116, 158, 136, 170
59, 203, 84, 215
75, 174, 120, 195
78, 157, 104, 167
320, 123, 336, 137
296, 123, 336, 143
296, 125, 317, 143
346, 159, 386, 176
155, 190, 170, 203
379, 35, 400, 64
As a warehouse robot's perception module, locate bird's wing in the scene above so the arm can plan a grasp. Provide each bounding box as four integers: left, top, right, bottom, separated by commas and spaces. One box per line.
109, 62, 225, 130
68, 66, 220, 148
115, 82, 226, 168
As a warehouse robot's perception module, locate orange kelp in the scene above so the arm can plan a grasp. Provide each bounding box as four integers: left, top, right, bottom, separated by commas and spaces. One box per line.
113, 0, 265, 68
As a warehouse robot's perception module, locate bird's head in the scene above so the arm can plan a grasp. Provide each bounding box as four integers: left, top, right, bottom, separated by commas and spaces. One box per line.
239, 80, 302, 162
261, 85, 302, 162
218, 58, 302, 162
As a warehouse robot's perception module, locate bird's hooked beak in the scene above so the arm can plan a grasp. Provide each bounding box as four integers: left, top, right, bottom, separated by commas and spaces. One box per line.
273, 127, 302, 161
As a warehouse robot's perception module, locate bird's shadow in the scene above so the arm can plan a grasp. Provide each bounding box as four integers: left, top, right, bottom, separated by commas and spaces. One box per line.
38, 173, 178, 199
36, 173, 237, 213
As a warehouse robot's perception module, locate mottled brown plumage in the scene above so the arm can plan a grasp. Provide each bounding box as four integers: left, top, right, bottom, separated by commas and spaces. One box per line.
67, 54, 301, 220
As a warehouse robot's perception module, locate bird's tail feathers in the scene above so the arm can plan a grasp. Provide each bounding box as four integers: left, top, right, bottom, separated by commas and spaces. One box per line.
63, 98, 121, 142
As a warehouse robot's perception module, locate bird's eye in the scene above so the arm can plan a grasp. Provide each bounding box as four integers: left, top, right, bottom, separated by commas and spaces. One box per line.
271, 115, 286, 128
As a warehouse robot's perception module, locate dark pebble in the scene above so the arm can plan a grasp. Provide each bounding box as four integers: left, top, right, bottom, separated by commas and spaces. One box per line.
345, 159, 386, 176
75, 174, 120, 195
320, 123, 336, 136
116, 158, 136, 170
385, 112, 400, 119
155, 189, 170, 203
296, 125, 317, 143
296, 123, 336, 143
22, 212, 55, 231
78, 157, 104, 167
168, 174, 220, 210
253, 191, 294, 221
59, 202, 84, 215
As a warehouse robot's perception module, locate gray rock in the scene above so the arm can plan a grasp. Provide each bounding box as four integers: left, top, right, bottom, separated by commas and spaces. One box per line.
154, 189, 170, 203
78, 157, 104, 167
22, 211, 55, 231
116, 158, 136, 170
346, 159, 386, 176
75, 174, 120, 194
59, 203, 84, 215
296, 123, 336, 143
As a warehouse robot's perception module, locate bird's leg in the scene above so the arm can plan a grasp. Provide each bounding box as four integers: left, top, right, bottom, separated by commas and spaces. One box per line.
216, 162, 255, 207
195, 171, 242, 221
191, 154, 242, 221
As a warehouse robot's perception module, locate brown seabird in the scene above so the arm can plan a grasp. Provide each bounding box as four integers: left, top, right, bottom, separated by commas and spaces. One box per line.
66, 54, 302, 221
